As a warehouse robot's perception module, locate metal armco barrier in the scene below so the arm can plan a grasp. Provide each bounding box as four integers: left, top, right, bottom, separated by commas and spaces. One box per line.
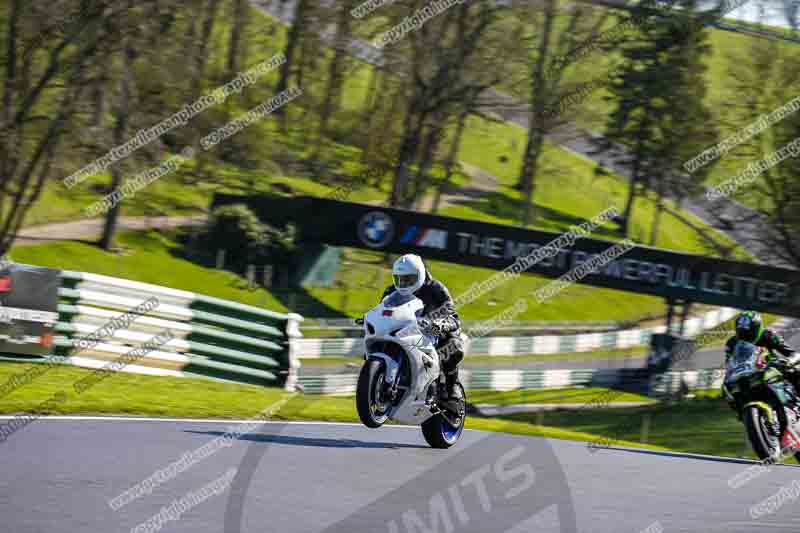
298, 367, 723, 396
296, 307, 738, 358
54, 271, 303, 390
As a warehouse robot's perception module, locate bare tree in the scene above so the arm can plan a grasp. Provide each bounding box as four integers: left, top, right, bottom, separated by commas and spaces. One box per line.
191, 0, 223, 99
227, 0, 248, 77
386, 1, 512, 208
99, 37, 136, 250
275, 0, 310, 126
514, 0, 610, 226
316, 0, 358, 151
0, 0, 135, 253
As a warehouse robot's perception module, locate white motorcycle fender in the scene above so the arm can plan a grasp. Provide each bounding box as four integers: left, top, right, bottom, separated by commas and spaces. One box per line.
367, 353, 400, 385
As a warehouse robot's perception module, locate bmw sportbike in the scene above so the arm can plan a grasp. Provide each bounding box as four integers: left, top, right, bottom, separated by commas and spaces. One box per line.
355, 292, 466, 448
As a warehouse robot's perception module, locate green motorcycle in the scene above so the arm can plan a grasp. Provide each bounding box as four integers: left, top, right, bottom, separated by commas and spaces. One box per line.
722, 341, 800, 462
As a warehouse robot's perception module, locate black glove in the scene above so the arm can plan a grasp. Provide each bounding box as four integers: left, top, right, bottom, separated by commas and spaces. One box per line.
770, 358, 792, 374
418, 318, 440, 336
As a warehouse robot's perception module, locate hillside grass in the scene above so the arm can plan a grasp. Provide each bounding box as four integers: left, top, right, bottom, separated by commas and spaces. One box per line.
11, 229, 672, 321
19, 2, 741, 265
529, 7, 800, 211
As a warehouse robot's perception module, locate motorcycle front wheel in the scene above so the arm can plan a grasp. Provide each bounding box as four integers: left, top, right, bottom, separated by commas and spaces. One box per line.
744, 404, 781, 460
422, 383, 466, 449
356, 359, 390, 428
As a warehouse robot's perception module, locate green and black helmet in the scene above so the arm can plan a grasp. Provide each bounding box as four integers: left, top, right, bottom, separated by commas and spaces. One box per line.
735, 311, 764, 343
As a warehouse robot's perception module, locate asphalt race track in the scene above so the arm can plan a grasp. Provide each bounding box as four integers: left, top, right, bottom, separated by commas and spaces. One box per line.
2, 417, 799, 533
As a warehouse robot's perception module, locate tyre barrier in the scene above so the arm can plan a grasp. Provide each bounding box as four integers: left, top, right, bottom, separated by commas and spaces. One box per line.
43, 271, 303, 390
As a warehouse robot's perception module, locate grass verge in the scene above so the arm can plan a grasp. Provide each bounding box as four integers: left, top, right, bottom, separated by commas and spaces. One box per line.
0, 360, 757, 459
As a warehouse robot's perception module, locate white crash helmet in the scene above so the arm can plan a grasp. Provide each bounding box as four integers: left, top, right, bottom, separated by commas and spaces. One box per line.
392, 254, 425, 296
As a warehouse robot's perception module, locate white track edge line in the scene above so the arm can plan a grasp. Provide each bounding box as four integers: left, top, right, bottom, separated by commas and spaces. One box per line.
0, 415, 421, 428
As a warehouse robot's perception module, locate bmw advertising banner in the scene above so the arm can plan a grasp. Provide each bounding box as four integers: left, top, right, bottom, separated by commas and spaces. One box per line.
212, 194, 800, 317
0, 262, 60, 356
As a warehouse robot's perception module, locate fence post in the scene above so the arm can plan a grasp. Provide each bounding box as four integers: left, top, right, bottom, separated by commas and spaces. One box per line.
263, 265, 273, 288
246, 264, 255, 289
640, 413, 651, 444
284, 313, 304, 392
216, 249, 226, 270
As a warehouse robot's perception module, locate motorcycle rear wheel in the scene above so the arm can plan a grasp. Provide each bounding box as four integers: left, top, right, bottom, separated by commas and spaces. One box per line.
356, 359, 390, 428
422, 383, 466, 449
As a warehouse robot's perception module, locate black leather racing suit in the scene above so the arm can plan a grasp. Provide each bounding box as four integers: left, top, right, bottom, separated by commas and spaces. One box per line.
382, 269, 463, 390
724, 329, 800, 416
724, 329, 798, 365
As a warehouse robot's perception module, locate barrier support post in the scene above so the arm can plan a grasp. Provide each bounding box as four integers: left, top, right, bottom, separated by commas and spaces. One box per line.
285, 313, 304, 391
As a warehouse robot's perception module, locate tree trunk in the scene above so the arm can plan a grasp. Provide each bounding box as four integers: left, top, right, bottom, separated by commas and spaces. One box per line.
100, 44, 134, 250
0, 28, 100, 253
650, 182, 665, 246
410, 120, 444, 209
1, 0, 22, 189
182, 12, 198, 85
432, 108, 468, 213
275, 0, 308, 125
90, 53, 109, 129
623, 158, 641, 239
519, 129, 545, 226
360, 67, 383, 158
227, 0, 247, 77
191, 0, 222, 99
622, 114, 652, 239
376, 76, 404, 154
518, 0, 556, 226
316, 2, 352, 152
650, 197, 663, 246
390, 104, 426, 208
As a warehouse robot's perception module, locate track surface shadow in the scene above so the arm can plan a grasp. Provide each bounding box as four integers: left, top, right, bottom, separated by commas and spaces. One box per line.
592, 445, 800, 467
185, 430, 429, 449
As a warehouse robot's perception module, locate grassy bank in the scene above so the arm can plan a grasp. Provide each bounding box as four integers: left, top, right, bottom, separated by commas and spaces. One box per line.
12, 229, 673, 321
0, 360, 759, 458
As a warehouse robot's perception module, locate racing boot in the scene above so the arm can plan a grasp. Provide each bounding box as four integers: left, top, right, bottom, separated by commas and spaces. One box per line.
445, 369, 461, 400
439, 369, 464, 418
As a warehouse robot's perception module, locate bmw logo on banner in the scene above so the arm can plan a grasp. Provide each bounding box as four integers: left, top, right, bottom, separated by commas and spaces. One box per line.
358, 211, 395, 249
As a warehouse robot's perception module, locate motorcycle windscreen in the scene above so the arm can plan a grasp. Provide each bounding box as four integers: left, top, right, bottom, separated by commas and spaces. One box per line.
725, 342, 760, 383
382, 291, 415, 308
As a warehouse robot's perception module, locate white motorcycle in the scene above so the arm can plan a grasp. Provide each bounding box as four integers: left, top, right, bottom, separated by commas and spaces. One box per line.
355, 291, 466, 448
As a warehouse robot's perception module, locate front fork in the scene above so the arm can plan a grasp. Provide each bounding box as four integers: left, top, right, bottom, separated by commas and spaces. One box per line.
749, 380, 797, 436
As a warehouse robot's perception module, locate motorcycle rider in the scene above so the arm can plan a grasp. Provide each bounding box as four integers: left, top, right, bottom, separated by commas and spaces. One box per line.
725, 311, 800, 368
725, 311, 800, 448
382, 254, 464, 402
